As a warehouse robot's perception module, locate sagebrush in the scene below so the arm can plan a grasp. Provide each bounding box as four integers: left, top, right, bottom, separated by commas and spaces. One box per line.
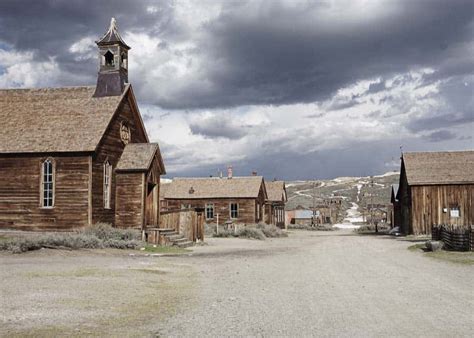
0, 223, 142, 253
256, 223, 288, 237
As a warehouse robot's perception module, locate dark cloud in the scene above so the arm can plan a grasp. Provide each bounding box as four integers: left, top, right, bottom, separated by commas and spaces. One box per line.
189, 115, 250, 140
1, 0, 473, 109
426, 130, 457, 142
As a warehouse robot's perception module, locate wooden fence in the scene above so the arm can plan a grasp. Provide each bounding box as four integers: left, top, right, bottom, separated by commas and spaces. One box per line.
431, 224, 474, 251
159, 208, 205, 242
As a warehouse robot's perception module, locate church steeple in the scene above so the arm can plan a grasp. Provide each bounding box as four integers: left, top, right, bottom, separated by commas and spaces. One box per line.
93, 18, 130, 97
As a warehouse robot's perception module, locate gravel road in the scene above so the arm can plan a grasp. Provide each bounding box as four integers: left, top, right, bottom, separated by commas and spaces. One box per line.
156, 230, 474, 337
1, 230, 473, 337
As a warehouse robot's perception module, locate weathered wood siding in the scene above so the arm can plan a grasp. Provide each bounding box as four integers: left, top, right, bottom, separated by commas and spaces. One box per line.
398, 162, 412, 234
115, 172, 144, 228
163, 198, 258, 224
92, 97, 148, 224
0, 155, 90, 230
410, 184, 474, 235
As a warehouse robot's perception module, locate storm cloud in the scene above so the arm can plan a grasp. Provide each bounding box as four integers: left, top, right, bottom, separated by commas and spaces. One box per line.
1, 0, 473, 179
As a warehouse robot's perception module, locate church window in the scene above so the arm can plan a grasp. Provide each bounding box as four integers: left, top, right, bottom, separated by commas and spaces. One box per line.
104, 161, 112, 209
41, 159, 54, 208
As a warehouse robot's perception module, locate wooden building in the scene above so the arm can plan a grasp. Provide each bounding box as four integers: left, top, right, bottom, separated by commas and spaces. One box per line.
264, 181, 287, 228
390, 184, 400, 228
161, 175, 267, 225
0, 18, 165, 231
397, 151, 473, 235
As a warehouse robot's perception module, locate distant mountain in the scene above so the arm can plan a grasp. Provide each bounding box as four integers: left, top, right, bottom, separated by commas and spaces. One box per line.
285, 171, 399, 211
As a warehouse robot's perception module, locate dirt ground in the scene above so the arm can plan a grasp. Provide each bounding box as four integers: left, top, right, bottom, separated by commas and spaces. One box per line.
1, 230, 473, 337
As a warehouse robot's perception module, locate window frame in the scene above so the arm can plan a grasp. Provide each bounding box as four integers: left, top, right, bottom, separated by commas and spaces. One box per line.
40, 158, 55, 208
205, 203, 214, 220
449, 205, 460, 218
103, 160, 112, 209
230, 202, 239, 219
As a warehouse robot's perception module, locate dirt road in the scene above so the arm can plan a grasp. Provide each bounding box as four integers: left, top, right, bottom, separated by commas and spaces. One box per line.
1, 230, 473, 337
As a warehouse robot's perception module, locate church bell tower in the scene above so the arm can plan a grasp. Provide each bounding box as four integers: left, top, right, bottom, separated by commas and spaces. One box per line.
93, 18, 130, 97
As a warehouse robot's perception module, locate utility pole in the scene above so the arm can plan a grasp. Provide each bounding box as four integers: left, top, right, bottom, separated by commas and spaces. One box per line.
369, 176, 377, 233
312, 181, 316, 227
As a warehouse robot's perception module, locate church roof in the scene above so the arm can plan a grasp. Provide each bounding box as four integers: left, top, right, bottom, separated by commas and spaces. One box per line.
116, 143, 166, 174
0, 85, 130, 154
96, 18, 130, 49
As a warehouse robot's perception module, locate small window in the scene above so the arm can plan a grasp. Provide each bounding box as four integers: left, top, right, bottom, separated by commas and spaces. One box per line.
257, 203, 260, 221
41, 159, 54, 207
103, 161, 112, 209
206, 203, 214, 220
104, 51, 114, 66
230, 203, 238, 219
450, 206, 460, 218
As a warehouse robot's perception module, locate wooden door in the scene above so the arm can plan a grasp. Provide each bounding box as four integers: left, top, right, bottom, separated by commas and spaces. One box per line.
145, 183, 157, 226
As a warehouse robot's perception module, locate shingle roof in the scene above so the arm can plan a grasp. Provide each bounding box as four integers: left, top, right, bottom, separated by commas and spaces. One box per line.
0, 85, 128, 154
162, 176, 266, 199
96, 18, 130, 49
116, 143, 165, 173
403, 151, 474, 185
265, 181, 286, 202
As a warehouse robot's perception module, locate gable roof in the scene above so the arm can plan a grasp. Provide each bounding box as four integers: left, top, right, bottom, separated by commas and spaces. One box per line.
266, 181, 287, 202
391, 184, 399, 202
162, 176, 266, 199
0, 84, 138, 154
116, 143, 165, 173
402, 151, 474, 185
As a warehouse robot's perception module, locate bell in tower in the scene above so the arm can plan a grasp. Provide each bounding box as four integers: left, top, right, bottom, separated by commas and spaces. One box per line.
93, 18, 131, 97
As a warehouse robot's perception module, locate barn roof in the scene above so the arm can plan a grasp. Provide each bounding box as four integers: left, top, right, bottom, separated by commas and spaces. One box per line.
403, 151, 474, 185
266, 181, 287, 202
116, 143, 165, 173
0, 85, 130, 154
162, 176, 267, 199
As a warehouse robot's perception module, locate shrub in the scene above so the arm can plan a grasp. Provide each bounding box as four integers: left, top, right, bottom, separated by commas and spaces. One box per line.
237, 227, 266, 240
81, 223, 140, 241
213, 229, 235, 238
0, 223, 143, 253
256, 223, 288, 237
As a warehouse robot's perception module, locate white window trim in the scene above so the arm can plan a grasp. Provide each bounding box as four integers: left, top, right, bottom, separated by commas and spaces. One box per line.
206, 203, 214, 220
230, 202, 239, 219
103, 161, 112, 209
40, 158, 55, 208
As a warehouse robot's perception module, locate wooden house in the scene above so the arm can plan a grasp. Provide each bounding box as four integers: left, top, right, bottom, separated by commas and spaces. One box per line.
161, 175, 267, 225
264, 181, 287, 228
397, 151, 473, 235
0, 18, 165, 231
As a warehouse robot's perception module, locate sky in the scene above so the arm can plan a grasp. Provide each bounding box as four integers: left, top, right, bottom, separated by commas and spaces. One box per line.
0, 0, 473, 180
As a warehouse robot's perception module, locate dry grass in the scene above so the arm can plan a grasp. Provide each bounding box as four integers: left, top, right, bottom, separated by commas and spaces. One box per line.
0, 223, 142, 253
408, 244, 474, 265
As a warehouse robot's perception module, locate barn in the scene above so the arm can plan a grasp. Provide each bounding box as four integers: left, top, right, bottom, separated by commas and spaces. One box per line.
264, 181, 287, 228
0, 18, 165, 231
161, 174, 267, 225
397, 151, 474, 235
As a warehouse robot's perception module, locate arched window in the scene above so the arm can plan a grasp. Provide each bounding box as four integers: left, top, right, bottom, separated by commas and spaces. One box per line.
104, 51, 114, 66
41, 159, 54, 207
103, 161, 112, 209
121, 52, 127, 69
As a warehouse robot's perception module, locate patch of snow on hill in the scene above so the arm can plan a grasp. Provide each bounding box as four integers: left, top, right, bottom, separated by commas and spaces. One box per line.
333, 202, 363, 229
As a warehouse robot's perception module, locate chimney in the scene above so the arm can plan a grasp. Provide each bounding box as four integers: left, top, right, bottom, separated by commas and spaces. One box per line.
227, 165, 233, 179
252, 171, 257, 176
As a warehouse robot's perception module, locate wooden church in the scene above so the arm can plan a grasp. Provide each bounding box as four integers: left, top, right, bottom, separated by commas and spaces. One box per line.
0, 18, 165, 231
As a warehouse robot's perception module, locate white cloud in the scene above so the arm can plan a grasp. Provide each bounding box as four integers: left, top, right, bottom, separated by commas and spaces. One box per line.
69, 36, 96, 61
0, 48, 60, 88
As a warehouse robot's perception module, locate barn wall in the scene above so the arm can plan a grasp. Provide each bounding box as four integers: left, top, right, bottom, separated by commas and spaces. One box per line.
398, 161, 412, 234
115, 172, 144, 228
163, 198, 258, 224
0, 155, 90, 230
410, 184, 473, 235
92, 97, 148, 225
